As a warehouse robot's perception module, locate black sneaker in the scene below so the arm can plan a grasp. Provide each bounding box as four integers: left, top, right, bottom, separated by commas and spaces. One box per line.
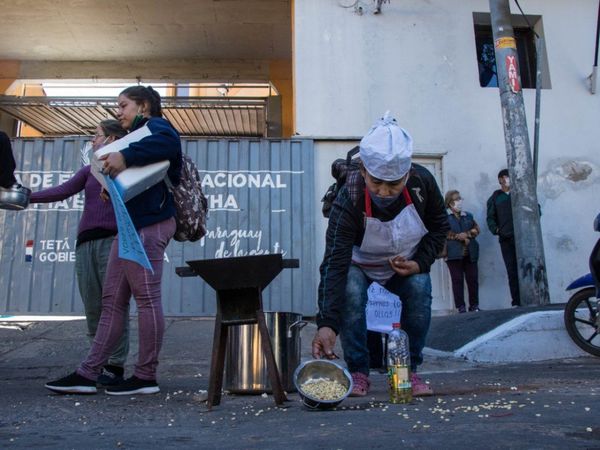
97, 366, 124, 387
105, 376, 160, 396
45, 371, 97, 395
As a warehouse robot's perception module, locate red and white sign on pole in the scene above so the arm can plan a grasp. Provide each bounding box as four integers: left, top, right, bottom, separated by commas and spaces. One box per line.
505, 55, 521, 93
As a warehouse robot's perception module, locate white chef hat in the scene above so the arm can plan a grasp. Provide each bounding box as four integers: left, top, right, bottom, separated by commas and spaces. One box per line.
359, 111, 413, 181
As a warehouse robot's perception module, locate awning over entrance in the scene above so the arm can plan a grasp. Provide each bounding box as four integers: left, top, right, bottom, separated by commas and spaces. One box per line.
0, 96, 271, 137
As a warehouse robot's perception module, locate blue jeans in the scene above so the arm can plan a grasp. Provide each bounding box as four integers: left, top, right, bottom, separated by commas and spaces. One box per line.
340, 264, 432, 375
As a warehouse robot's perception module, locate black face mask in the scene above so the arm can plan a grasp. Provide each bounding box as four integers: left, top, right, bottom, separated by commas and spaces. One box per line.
368, 188, 401, 209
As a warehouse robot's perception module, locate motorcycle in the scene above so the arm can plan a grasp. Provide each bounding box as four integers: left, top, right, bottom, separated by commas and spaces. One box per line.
563, 213, 600, 357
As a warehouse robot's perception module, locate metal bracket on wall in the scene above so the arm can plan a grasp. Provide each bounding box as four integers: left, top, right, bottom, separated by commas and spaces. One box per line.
589, 67, 598, 95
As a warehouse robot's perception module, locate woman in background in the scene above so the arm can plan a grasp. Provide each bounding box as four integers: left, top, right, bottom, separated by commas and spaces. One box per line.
444, 190, 480, 313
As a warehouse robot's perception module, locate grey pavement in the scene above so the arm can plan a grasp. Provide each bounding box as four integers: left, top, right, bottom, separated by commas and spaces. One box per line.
1, 316, 599, 449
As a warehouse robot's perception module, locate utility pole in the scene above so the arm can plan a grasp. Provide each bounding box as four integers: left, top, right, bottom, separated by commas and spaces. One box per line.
489, 0, 550, 306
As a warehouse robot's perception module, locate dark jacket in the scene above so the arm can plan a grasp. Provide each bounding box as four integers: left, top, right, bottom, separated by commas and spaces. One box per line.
0, 131, 17, 188
446, 211, 479, 262
486, 190, 513, 241
316, 163, 449, 333
120, 117, 182, 229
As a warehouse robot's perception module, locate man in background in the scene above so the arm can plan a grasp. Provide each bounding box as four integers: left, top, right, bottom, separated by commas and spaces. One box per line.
486, 169, 520, 307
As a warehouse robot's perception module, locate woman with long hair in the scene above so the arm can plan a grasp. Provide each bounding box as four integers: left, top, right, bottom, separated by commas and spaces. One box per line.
45, 86, 182, 395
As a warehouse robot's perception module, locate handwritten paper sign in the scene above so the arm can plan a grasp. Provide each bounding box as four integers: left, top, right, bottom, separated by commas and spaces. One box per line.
365, 282, 402, 333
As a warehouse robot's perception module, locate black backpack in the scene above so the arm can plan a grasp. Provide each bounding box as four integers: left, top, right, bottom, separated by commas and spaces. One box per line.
321, 146, 360, 218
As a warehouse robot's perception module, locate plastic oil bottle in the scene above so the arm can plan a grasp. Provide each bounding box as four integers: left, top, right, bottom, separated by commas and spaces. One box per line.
386, 322, 412, 403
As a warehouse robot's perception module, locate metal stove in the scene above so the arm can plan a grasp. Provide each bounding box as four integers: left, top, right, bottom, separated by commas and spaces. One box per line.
177, 254, 299, 409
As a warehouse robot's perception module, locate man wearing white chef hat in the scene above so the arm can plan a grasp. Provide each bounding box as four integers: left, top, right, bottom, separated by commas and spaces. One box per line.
312, 112, 449, 397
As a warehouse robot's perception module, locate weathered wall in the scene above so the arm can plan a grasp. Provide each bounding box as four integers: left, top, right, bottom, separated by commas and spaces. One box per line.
294, 0, 600, 310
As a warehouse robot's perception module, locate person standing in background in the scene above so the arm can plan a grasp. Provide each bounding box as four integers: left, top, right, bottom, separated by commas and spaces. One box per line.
444, 190, 480, 313
486, 169, 520, 307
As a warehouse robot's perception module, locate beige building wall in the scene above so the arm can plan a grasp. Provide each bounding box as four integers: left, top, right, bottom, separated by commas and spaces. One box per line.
0, 57, 294, 137
0, 60, 20, 134
269, 59, 294, 137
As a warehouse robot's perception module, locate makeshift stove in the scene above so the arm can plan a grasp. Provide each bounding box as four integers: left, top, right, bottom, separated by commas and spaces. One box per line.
177, 254, 299, 410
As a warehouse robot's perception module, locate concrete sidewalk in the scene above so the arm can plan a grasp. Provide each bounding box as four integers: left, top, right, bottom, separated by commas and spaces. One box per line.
1, 315, 599, 449
426, 304, 590, 362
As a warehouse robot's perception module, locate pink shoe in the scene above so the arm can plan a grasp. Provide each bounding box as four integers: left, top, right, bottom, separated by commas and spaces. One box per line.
349, 372, 371, 397
411, 373, 433, 397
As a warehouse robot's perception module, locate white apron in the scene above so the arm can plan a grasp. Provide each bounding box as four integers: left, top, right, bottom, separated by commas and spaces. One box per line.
352, 188, 428, 283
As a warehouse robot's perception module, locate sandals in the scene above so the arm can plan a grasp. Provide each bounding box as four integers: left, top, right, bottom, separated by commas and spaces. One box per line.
411, 373, 433, 397
350, 372, 371, 397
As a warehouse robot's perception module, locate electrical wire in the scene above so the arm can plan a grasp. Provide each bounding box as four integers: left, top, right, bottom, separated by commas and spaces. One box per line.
513, 0, 539, 38
513, 0, 543, 179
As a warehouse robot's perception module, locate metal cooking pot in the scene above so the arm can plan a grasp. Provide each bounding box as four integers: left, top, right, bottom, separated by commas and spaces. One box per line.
224, 311, 308, 393
293, 359, 353, 410
0, 184, 31, 210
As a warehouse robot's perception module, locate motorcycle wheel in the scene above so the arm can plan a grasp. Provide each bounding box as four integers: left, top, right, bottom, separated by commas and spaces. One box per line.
564, 287, 600, 357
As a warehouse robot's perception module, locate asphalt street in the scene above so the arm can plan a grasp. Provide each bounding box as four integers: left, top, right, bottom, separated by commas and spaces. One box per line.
0, 317, 599, 449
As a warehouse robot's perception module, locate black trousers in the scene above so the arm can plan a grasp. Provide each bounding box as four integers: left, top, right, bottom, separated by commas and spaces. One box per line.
500, 237, 521, 306
0, 132, 17, 188
446, 256, 479, 310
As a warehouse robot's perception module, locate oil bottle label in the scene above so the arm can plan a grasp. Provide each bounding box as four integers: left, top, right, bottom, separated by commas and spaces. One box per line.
388, 364, 411, 389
